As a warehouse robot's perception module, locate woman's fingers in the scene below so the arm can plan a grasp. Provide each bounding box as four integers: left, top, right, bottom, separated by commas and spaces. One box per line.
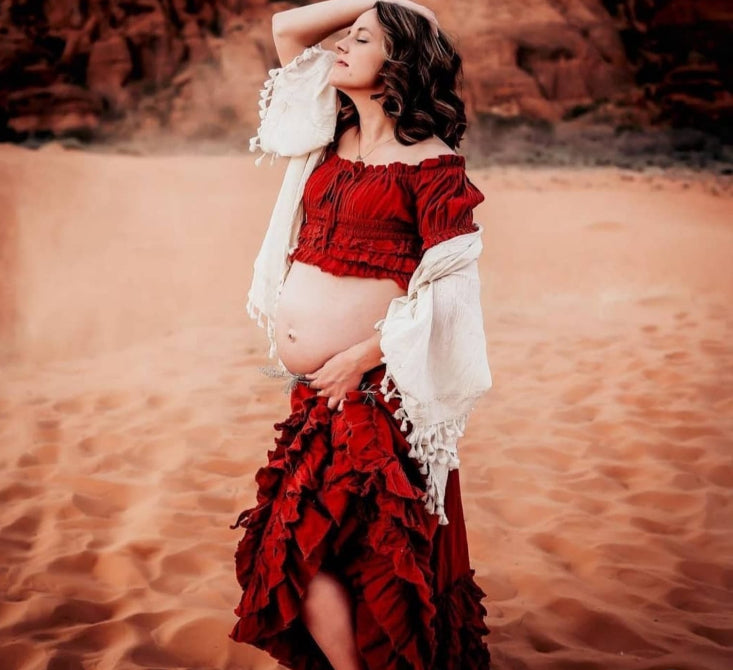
316, 389, 345, 412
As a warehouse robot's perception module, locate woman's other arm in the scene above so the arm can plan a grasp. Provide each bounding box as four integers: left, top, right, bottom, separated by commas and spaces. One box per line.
344, 330, 384, 374
271, 0, 376, 67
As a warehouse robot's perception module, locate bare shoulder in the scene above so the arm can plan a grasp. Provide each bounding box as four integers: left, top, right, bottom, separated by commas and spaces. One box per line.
414, 136, 457, 159
397, 136, 456, 164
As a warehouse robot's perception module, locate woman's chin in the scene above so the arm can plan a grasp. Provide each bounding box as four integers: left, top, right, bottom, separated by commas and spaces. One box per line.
328, 71, 361, 90
328, 74, 348, 91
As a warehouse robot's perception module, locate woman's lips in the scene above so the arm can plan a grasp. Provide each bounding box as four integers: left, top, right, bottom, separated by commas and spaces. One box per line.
336, 60, 348, 67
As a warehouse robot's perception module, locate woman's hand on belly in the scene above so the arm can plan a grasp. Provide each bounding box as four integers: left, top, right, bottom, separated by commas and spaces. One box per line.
303, 346, 366, 413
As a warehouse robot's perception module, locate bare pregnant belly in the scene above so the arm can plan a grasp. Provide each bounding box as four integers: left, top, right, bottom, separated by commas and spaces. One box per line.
274, 261, 407, 375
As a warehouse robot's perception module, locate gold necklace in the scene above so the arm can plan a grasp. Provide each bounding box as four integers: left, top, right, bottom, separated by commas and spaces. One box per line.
356, 128, 396, 162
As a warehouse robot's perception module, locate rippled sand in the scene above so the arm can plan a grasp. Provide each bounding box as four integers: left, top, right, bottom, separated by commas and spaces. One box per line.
0, 142, 731, 670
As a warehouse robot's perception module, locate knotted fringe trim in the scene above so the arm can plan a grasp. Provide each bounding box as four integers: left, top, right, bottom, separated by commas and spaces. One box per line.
248, 43, 327, 167
246, 295, 278, 361
377, 363, 464, 527
249, 68, 280, 166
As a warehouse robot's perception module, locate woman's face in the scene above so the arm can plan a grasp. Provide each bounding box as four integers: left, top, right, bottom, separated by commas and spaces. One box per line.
329, 9, 388, 92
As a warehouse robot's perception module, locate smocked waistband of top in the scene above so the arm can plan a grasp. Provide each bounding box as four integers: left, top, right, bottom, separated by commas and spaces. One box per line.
304, 211, 414, 231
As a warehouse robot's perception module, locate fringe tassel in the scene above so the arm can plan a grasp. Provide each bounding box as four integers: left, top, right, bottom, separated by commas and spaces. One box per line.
245, 296, 278, 361
379, 361, 464, 526
249, 74, 274, 160
248, 44, 327, 165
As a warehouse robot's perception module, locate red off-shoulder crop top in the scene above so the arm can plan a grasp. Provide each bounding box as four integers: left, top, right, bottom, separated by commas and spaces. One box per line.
287, 142, 485, 291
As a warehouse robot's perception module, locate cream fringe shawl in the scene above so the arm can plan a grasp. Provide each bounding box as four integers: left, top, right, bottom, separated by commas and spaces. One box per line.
246, 43, 492, 525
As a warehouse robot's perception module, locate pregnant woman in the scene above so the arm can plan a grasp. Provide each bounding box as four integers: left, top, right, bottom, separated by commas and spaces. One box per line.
230, 1, 493, 669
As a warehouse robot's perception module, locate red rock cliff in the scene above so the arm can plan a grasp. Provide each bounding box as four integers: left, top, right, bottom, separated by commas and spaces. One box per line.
0, 0, 729, 145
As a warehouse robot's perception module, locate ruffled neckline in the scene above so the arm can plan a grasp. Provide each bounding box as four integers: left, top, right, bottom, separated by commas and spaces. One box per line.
325, 144, 465, 174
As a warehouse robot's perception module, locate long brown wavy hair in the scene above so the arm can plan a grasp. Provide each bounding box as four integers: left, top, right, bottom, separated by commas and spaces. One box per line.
333, 1, 468, 150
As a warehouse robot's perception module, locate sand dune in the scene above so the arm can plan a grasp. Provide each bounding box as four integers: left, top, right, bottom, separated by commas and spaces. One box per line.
0, 143, 731, 669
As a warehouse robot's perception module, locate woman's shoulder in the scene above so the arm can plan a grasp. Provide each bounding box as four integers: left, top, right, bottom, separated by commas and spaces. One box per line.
405, 137, 457, 164
376, 135, 457, 168
396, 137, 466, 179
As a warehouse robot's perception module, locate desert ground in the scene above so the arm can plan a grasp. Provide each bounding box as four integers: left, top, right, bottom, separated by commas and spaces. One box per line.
0, 141, 731, 669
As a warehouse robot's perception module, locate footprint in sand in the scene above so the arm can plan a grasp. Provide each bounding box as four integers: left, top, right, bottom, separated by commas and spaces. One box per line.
601, 565, 669, 590
66, 476, 138, 519
624, 490, 699, 514
644, 442, 706, 462
629, 515, 680, 535
529, 532, 599, 576
123, 643, 182, 668
676, 559, 733, 590
543, 596, 666, 655
689, 623, 733, 647
76, 432, 128, 457
25, 442, 60, 466
145, 393, 168, 409
668, 471, 705, 490
640, 367, 686, 385
523, 445, 575, 472
658, 423, 725, 441
34, 417, 62, 442
150, 614, 234, 668
699, 338, 728, 356
596, 541, 667, 564
71, 493, 127, 519
149, 551, 213, 596
0, 641, 45, 670
52, 395, 89, 414
665, 585, 727, 614
92, 392, 131, 412
477, 573, 518, 602
64, 619, 136, 655
47, 549, 98, 575
703, 463, 733, 488
595, 463, 638, 486
1, 513, 40, 555
17, 452, 41, 467
0, 482, 43, 504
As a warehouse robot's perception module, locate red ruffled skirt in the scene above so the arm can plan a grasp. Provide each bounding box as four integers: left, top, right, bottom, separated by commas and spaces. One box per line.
230, 364, 491, 669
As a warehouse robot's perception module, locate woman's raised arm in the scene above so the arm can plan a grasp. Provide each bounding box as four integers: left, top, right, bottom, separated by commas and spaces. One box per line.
271, 0, 376, 68
271, 0, 439, 67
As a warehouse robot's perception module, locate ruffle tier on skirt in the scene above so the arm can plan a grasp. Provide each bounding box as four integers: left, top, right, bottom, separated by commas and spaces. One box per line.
230, 364, 491, 669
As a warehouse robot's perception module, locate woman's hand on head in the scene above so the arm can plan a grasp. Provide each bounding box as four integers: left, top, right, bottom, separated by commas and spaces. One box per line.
304, 349, 365, 413
384, 0, 439, 34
